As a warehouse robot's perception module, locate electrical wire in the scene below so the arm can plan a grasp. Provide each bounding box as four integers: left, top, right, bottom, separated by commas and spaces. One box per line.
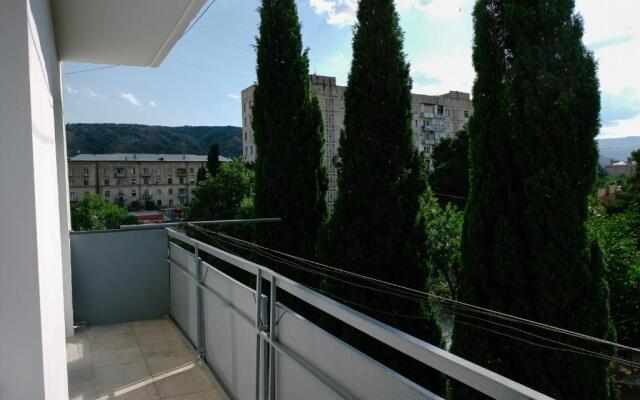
188, 224, 640, 355
182, 0, 217, 38
187, 225, 640, 368
64, 65, 119, 75
166, 57, 252, 77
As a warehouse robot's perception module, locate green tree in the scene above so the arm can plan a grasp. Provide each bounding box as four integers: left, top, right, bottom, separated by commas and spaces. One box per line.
207, 144, 221, 176
423, 189, 463, 300
451, 1, 615, 398
252, 0, 327, 274
429, 129, 469, 210
184, 158, 254, 221
322, 0, 445, 394
196, 165, 207, 183
71, 195, 138, 231
589, 202, 640, 348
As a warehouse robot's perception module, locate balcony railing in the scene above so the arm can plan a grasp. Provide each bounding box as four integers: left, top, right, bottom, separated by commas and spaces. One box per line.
422, 123, 446, 133
69, 221, 552, 400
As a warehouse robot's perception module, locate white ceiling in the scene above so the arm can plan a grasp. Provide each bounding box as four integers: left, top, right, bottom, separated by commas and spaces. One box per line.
52, 0, 206, 67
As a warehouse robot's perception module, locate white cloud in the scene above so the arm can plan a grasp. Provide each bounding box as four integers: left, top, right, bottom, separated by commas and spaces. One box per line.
410, 49, 474, 95
309, 0, 357, 26
120, 92, 140, 106
149, 100, 157, 107
227, 94, 240, 100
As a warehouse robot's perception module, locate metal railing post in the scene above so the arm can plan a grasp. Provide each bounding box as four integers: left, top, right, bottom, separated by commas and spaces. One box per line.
255, 269, 263, 400
268, 275, 277, 400
194, 243, 206, 360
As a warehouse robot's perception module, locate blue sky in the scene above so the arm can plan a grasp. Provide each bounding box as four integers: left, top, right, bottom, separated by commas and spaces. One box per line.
63, 0, 640, 138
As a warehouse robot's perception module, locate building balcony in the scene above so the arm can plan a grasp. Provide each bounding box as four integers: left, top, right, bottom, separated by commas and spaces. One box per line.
114, 171, 126, 178
66, 221, 552, 400
176, 168, 188, 177
178, 191, 189, 198
422, 123, 446, 133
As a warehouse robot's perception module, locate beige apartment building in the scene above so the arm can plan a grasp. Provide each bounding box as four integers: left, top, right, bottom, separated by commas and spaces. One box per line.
241, 75, 472, 209
68, 154, 227, 208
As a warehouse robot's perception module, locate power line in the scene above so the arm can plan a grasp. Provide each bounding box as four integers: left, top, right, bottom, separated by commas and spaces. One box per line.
64, 65, 119, 75
166, 57, 252, 77
186, 225, 640, 369
188, 224, 640, 355
182, 0, 217, 38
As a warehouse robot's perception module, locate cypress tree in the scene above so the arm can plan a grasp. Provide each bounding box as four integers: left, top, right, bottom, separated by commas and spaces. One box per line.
323, 0, 445, 394
207, 144, 220, 176
252, 0, 326, 277
451, 1, 616, 398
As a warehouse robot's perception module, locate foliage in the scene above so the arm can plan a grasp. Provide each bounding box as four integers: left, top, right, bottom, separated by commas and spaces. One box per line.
183, 158, 254, 221
71, 195, 138, 231
252, 0, 327, 276
207, 144, 221, 175
143, 199, 157, 211
128, 200, 142, 211
322, 0, 445, 394
589, 201, 640, 348
429, 129, 469, 210
451, 1, 615, 399
423, 189, 463, 299
66, 123, 242, 157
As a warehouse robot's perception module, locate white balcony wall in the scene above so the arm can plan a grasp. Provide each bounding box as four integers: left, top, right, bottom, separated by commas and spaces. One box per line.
0, 0, 69, 398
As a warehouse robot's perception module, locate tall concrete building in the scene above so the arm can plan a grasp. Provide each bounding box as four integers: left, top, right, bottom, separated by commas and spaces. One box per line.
68, 154, 228, 208
241, 75, 471, 209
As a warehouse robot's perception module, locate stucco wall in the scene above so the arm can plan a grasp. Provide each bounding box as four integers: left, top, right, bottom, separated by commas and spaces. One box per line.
0, 0, 69, 398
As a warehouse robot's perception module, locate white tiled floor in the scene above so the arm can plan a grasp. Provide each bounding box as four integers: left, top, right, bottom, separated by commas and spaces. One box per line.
67, 319, 225, 400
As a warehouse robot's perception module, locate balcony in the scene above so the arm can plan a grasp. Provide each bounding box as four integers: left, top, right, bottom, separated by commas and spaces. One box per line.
178, 190, 189, 198
422, 123, 446, 133
114, 171, 126, 178
66, 221, 552, 400
177, 168, 188, 177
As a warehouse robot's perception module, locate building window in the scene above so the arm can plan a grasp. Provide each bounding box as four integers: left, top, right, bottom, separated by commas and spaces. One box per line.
84, 191, 90, 198
156, 177, 161, 185
179, 177, 185, 184
132, 190, 137, 197
167, 168, 172, 176
116, 178, 122, 185
169, 199, 174, 206
83, 168, 89, 176
157, 189, 162, 195
168, 188, 174, 195
131, 178, 137, 185
143, 168, 149, 176
189, 167, 194, 173
83, 179, 89, 186
69, 169, 74, 177
190, 177, 195, 184
437, 105, 444, 115
157, 200, 162, 207
104, 168, 110, 175
104, 179, 110, 186
129, 168, 136, 174
464, 110, 469, 118
143, 178, 149, 185
179, 198, 186, 205
144, 189, 149, 197
155, 168, 160, 175
105, 190, 110, 198
168, 178, 173, 185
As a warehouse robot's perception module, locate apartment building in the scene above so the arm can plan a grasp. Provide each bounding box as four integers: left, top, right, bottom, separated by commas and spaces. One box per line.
68, 154, 227, 208
241, 75, 472, 209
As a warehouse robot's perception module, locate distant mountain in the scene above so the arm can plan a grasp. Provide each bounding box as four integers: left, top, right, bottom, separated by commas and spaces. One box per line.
66, 123, 242, 158
597, 136, 640, 166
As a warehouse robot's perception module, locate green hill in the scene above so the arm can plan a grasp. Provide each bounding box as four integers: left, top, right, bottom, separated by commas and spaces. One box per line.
66, 123, 242, 158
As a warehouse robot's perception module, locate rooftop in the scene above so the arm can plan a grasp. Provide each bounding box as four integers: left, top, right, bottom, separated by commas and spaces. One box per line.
69, 154, 230, 162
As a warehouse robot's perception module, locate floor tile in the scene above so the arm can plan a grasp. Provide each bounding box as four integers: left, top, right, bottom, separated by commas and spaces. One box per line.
93, 345, 145, 368
94, 382, 160, 400
68, 368, 95, 400
89, 323, 133, 338
154, 363, 213, 398
141, 339, 195, 375
93, 360, 151, 396
67, 339, 93, 372
134, 323, 180, 345
164, 389, 223, 400
90, 331, 138, 352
